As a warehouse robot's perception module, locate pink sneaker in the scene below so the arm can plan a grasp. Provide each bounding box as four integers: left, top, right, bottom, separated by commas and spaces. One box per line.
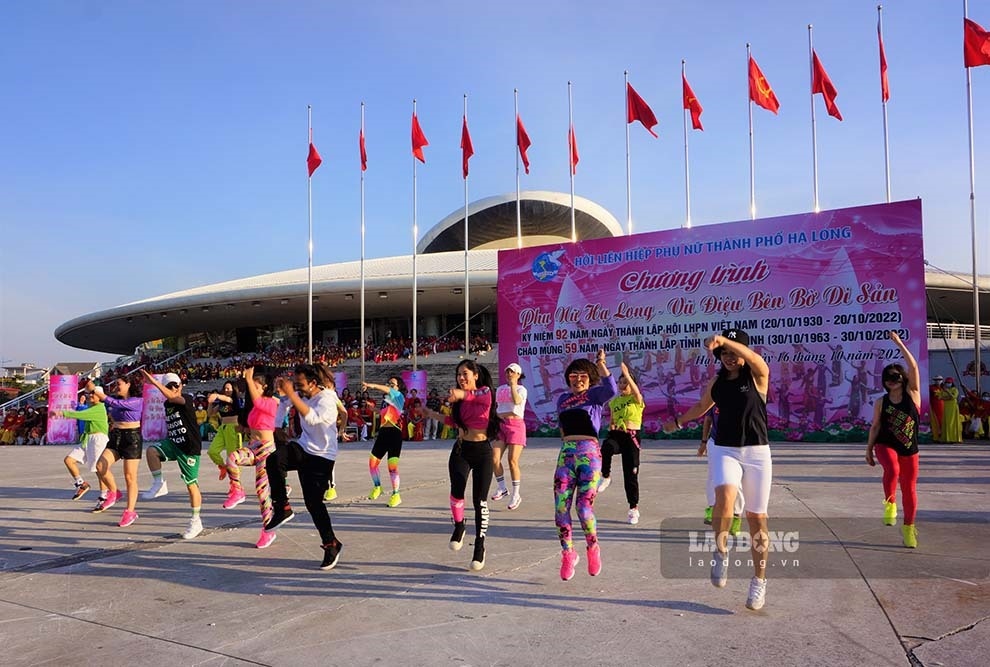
118, 509, 138, 528
255, 528, 277, 549
222, 488, 247, 510
102, 491, 120, 512
560, 549, 579, 581
587, 543, 602, 576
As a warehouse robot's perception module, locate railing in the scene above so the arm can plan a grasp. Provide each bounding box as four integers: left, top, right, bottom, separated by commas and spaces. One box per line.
927, 322, 990, 342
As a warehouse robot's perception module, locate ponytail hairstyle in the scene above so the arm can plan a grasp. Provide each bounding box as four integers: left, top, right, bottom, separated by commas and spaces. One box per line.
451, 359, 501, 440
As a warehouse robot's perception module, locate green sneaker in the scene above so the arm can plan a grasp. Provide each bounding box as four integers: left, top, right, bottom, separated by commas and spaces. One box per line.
902, 524, 918, 548
323, 487, 337, 502
369, 486, 382, 500
703, 506, 713, 525
387, 492, 402, 508
883, 501, 897, 526
729, 515, 743, 536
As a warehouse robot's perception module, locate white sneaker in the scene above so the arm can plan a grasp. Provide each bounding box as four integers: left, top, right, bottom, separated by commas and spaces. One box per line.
182, 517, 203, 540
627, 508, 640, 525
711, 551, 728, 588
746, 576, 767, 610
597, 477, 611, 493
141, 479, 168, 500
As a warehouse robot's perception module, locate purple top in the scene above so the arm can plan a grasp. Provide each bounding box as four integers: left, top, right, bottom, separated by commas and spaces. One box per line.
104, 395, 143, 423
556, 375, 618, 438
445, 387, 492, 431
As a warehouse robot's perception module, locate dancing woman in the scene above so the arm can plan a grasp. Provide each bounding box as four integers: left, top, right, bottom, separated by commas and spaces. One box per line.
225, 366, 281, 548
361, 376, 406, 507
491, 363, 528, 510
555, 350, 616, 580
424, 360, 500, 571
663, 329, 772, 611
87, 376, 143, 527
599, 362, 644, 524
865, 331, 922, 548
207, 381, 242, 487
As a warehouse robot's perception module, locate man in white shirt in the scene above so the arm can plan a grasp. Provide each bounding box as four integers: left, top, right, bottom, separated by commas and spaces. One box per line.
265, 364, 343, 570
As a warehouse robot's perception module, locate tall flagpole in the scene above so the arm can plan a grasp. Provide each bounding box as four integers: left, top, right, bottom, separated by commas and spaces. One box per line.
307, 105, 314, 364
360, 102, 366, 383
809, 25, 820, 213
964, 0, 983, 395
412, 99, 419, 372
747, 44, 757, 220
568, 81, 576, 242
624, 71, 633, 235
464, 94, 471, 359
515, 88, 522, 249
879, 5, 892, 203
682, 60, 692, 228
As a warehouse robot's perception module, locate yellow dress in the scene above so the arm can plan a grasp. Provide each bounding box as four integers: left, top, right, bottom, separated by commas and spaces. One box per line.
938, 386, 962, 443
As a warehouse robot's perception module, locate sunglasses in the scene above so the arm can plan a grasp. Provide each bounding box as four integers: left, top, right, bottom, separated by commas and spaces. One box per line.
166, 382, 180, 389
883, 375, 902, 383
568, 372, 590, 379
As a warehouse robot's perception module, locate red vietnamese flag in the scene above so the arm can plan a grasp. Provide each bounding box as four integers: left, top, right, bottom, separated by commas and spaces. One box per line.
878, 18, 890, 102
516, 114, 532, 174
626, 82, 659, 137
748, 56, 780, 114
568, 124, 579, 175
411, 113, 429, 163
359, 129, 367, 172
307, 137, 322, 177
460, 116, 474, 179
812, 50, 843, 120
682, 73, 704, 131
964, 18, 990, 67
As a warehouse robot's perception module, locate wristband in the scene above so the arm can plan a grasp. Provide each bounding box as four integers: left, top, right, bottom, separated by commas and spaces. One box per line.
675, 417, 682, 429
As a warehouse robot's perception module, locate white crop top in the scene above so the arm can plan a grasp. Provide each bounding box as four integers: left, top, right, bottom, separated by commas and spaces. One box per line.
495, 384, 527, 417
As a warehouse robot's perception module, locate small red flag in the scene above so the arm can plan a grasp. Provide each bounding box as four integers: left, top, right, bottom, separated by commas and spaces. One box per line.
626, 82, 659, 137
964, 18, 990, 67
748, 56, 780, 114
682, 73, 704, 131
411, 113, 429, 163
516, 114, 532, 174
359, 129, 367, 172
568, 124, 579, 175
812, 51, 843, 121
460, 116, 474, 179
307, 139, 322, 177
878, 19, 890, 102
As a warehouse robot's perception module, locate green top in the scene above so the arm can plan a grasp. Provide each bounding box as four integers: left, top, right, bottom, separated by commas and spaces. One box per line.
609, 394, 645, 430
62, 403, 109, 438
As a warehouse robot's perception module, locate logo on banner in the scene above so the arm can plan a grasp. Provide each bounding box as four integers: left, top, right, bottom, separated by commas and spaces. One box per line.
532, 249, 565, 282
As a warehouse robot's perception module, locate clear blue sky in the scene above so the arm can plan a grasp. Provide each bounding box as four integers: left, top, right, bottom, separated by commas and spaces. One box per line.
1, 0, 988, 369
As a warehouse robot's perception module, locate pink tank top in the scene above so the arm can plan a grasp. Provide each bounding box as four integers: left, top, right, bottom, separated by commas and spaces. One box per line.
247, 396, 278, 431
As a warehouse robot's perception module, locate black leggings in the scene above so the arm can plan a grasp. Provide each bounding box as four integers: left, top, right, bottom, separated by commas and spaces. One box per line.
449, 439, 493, 539
601, 430, 641, 508
267, 441, 337, 545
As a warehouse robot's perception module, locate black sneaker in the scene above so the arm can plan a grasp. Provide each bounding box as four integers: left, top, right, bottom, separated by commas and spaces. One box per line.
449, 521, 466, 551
320, 539, 342, 570
72, 481, 91, 500
265, 508, 295, 531
470, 537, 486, 571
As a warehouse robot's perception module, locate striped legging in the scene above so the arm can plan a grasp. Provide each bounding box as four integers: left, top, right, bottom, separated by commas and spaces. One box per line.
228, 439, 277, 526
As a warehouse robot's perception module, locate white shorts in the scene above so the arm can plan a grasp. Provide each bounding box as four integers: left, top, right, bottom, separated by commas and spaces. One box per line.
66, 433, 110, 473
707, 443, 772, 515
705, 438, 744, 512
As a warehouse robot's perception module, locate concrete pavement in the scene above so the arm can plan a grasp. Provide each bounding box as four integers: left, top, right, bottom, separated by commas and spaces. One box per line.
0, 438, 987, 666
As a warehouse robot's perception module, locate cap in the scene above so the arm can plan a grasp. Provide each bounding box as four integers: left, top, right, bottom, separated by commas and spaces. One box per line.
161, 372, 182, 387
932, 375, 945, 383
505, 363, 523, 374
944, 377, 955, 385
714, 328, 750, 358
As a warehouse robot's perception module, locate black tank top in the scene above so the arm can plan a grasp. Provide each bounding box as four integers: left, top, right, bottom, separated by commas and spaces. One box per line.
876, 394, 919, 456
711, 369, 769, 447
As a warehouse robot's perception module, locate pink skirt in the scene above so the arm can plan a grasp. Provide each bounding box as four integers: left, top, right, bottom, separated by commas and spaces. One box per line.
498, 417, 527, 446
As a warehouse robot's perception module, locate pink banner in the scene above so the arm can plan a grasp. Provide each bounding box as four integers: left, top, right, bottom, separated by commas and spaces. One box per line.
141, 376, 167, 442
402, 370, 429, 397
497, 200, 928, 442
46, 375, 79, 444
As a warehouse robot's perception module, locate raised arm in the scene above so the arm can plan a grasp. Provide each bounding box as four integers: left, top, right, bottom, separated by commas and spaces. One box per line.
889, 331, 921, 404
705, 334, 769, 391
620, 361, 644, 406
244, 366, 262, 403
140, 369, 184, 403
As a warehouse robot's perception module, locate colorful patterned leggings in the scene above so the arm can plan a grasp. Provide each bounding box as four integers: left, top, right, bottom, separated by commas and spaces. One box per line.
228, 438, 277, 527
554, 438, 602, 550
